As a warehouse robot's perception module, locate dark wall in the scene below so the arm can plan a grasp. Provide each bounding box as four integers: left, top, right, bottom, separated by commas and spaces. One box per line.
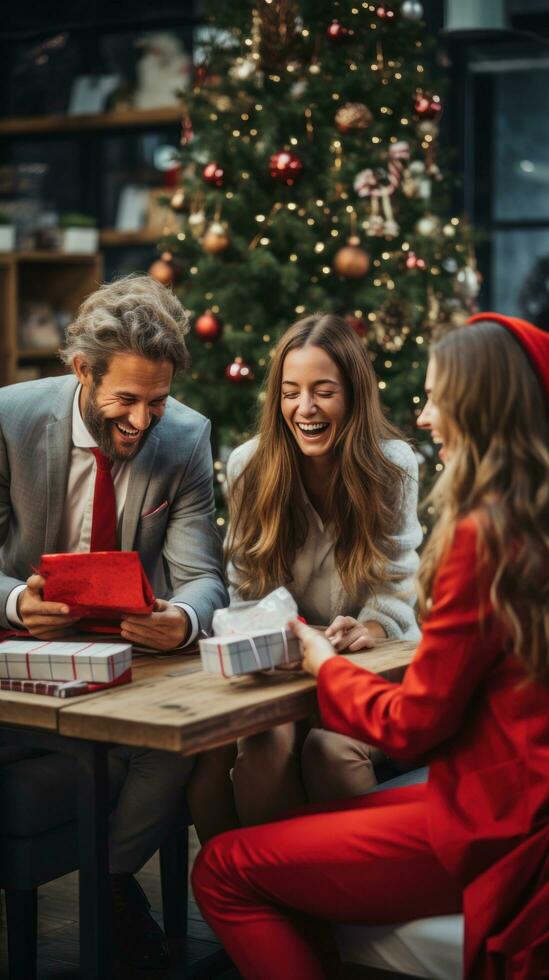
0, 1, 197, 39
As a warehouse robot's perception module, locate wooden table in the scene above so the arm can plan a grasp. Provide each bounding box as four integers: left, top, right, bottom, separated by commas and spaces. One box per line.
59, 639, 416, 753
0, 639, 416, 978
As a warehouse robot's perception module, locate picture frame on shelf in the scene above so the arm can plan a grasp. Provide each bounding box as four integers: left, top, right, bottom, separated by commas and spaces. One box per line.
115, 185, 150, 232
68, 75, 120, 115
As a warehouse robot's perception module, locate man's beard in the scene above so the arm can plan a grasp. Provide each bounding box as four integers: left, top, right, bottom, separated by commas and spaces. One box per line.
83, 384, 160, 462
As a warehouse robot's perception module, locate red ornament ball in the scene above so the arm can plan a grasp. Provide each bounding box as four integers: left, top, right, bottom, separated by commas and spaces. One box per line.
326, 19, 352, 41
376, 4, 397, 20
345, 315, 368, 338
202, 161, 225, 188
269, 150, 304, 186
413, 93, 443, 121
225, 357, 254, 383
404, 251, 427, 271
195, 311, 223, 342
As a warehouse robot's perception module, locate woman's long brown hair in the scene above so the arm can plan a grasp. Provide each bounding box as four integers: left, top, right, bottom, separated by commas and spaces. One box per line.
417, 321, 549, 680
227, 314, 410, 602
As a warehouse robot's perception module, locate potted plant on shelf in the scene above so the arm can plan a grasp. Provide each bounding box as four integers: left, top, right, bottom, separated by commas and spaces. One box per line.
59, 213, 98, 254
0, 211, 15, 251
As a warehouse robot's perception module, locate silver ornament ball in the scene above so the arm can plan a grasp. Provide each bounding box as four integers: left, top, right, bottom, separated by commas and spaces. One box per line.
455, 265, 481, 300
416, 213, 441, 236
401, 0, 424, 21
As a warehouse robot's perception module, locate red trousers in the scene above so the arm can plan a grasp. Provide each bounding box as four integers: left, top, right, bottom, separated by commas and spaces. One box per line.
192, 784, 462, 980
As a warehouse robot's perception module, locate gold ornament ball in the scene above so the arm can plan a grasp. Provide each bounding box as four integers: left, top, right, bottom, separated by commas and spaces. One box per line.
417, 119, 439, 140
170, 189, 185, 212
335, 102, 373, 134
333, 237, 371, 278
149, 253, 175, 286
203, 221, 231, 254
188, 210, 206, 238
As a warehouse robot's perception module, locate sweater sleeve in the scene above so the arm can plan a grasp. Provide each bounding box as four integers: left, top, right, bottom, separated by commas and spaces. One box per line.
225, 439, 258, 602
317, 518, 502, 760
357, 440, 422, 640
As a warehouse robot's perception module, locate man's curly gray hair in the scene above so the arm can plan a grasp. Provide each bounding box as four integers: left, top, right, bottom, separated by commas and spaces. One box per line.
60, 274, 191, 380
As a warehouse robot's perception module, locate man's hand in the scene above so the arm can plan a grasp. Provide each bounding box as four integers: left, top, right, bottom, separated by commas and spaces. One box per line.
121, 600, 190, 651
18, 574, 82, 639
288, 619, 336, 677
325, 615, 377, 652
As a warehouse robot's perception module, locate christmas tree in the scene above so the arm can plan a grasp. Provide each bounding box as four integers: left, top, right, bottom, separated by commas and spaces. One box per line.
153, 0, 479, 495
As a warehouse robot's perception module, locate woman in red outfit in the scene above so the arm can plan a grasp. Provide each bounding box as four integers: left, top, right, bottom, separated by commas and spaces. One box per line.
192, 314, 549, 980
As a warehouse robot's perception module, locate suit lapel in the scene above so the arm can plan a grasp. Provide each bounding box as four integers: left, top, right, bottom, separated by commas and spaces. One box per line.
121, 434, 160, 551
44, 379, 77, 553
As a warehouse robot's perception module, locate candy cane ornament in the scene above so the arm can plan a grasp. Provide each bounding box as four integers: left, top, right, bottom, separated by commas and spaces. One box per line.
353, 141, 410, 237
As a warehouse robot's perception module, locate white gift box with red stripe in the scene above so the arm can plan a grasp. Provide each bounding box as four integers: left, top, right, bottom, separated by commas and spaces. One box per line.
0, 640, 132, 683
199, 588, 302, 677
200, 628, 301, 677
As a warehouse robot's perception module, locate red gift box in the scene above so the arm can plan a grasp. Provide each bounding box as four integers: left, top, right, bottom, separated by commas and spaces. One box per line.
39, 551, 155, 632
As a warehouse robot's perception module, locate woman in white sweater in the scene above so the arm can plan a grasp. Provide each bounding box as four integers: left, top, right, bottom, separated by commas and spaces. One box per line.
188, 314, 422, 836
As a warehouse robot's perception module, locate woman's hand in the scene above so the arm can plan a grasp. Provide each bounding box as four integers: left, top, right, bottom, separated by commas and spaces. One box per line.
325, 615, 377, 652
288, 619, 336, 677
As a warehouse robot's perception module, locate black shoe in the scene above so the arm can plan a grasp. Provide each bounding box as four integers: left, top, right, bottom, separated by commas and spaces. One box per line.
110, 873, 170, 971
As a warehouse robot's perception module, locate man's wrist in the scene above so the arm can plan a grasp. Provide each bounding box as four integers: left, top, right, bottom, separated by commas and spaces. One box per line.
171, 600, 200, 646
7, 585, 26, 627
174, 606, 191, 644
171, 602, 199, 647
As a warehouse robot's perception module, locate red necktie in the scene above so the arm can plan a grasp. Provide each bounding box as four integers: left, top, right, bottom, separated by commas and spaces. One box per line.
90, 448, 118, 551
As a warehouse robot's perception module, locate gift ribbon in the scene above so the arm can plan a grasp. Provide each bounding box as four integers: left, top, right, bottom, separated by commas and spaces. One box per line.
216, 628, 291, 678
21, 640, 97, 680
24, 641, 52, 679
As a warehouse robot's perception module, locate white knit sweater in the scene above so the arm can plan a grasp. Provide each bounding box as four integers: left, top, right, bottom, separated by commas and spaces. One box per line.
226, 437, 422, 641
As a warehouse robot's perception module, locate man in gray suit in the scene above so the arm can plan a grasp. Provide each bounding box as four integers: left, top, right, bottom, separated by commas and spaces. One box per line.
0, 274, 227, 969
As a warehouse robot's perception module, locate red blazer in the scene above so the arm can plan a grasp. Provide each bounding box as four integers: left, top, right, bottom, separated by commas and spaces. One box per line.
317, 517, 549, 977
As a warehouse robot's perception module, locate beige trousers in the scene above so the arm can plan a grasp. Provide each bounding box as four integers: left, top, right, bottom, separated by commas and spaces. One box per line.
189, 723, 379, 839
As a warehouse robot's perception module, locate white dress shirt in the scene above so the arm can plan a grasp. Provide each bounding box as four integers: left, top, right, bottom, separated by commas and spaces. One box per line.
7, 386, 198, 644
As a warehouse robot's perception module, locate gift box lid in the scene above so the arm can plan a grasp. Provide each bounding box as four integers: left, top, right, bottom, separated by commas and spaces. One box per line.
200, 627, 294, 649
39, 551, 154, 615
0, 640, 132, 661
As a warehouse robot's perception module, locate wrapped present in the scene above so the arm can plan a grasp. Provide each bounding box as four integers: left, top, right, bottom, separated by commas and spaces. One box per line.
200, 588, 302, 677
0, 671, 131, 697
200, 627, 301, 677
0, 640, 132, 683
39, 551, 154, 632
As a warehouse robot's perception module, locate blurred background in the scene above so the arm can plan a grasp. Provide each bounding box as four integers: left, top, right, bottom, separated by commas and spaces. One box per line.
1, 0, 548, 491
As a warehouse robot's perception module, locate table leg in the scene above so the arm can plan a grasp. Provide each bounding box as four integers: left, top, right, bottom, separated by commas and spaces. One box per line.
76, 742, 110, 980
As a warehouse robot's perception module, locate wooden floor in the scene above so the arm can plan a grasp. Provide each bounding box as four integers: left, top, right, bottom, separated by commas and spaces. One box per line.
0, 830, 404, 980
0, 829, 240, 980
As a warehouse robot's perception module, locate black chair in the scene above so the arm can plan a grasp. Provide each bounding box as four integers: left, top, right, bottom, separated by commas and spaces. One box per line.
0, 745, 190, 979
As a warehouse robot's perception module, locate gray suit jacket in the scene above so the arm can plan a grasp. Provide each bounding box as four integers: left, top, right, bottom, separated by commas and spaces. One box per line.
0, 375, 228, 631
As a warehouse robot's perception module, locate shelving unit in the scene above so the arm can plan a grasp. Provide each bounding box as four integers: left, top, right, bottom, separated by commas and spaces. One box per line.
0, 251, 103, 387
0, 100, 184, 384
0, 0, 199, 390
99, 228, 161, 246
0, 107, 182, 136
